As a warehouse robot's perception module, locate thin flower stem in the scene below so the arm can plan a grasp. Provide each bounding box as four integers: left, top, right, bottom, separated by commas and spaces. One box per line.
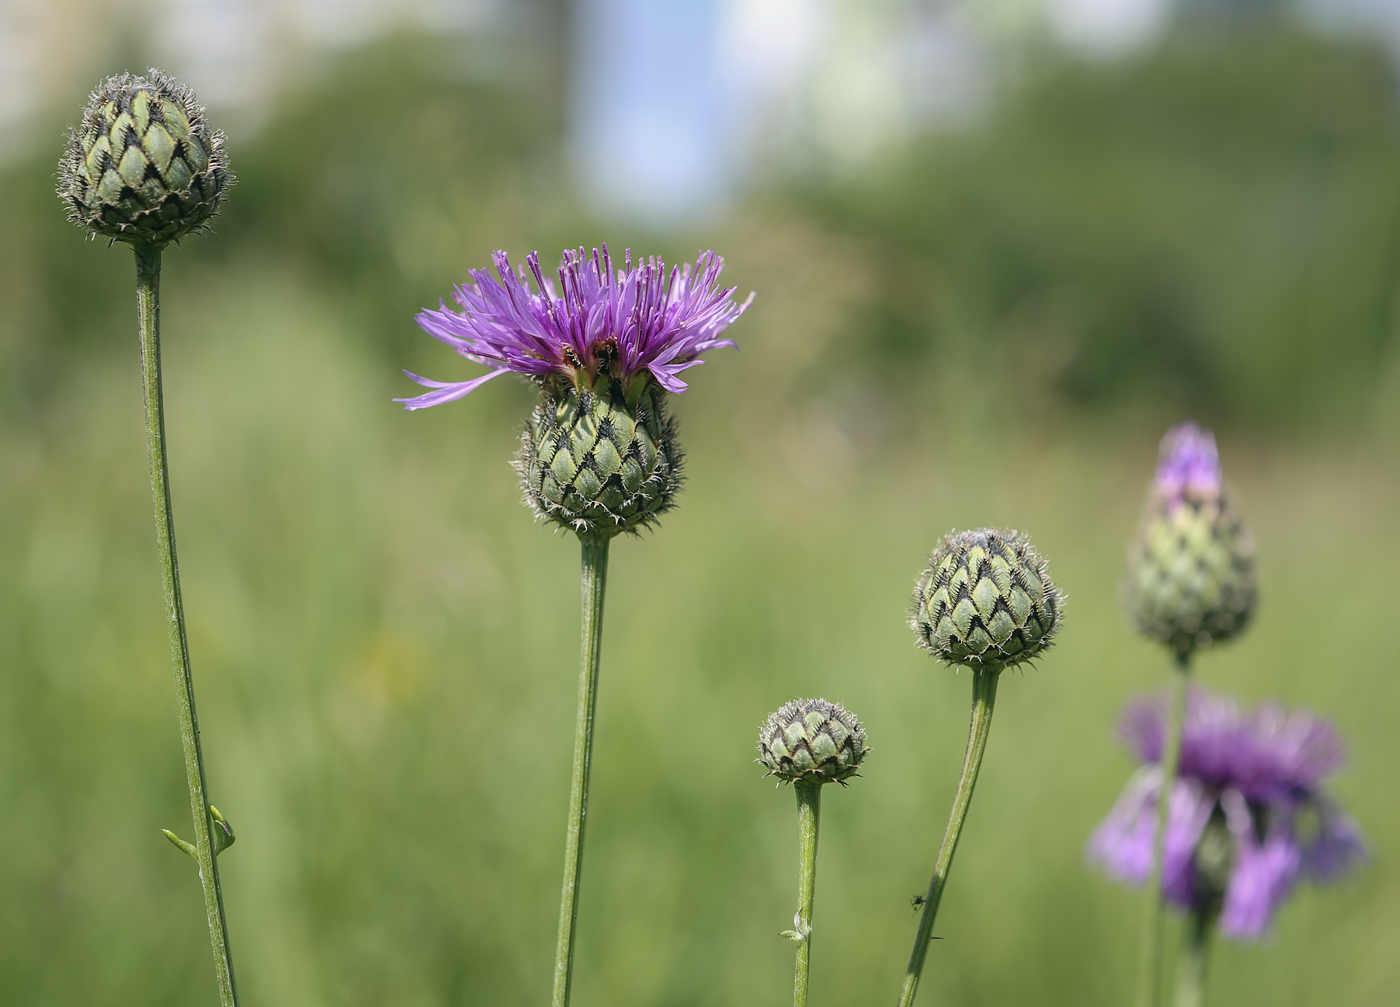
551, 535, 611, 1007
135, 243, 240, 1007
792, 781, 823, 1007
1173, 907, 1215, 1007
1137, 650, 1191, 1007
897, 667, 1000, 1007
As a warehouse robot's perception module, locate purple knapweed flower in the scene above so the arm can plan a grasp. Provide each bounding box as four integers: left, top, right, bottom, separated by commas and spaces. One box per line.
1153, 422, 1221, 504
1087, 687, 1365, 939
396, 246, 752, 411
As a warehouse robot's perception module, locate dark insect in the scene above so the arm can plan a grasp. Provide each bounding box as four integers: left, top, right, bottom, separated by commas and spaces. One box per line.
910, 894, 926, 910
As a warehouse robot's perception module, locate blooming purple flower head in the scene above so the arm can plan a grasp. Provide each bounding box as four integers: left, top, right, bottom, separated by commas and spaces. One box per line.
1088, 688, 1365, 939
396, 246, 752, 411
1153, 422, 1221, 505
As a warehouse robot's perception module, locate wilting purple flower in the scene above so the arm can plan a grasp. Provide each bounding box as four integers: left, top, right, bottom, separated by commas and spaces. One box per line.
1087, 688, 1365, 939
396, 246, 752, 411
1153, 422, 1221, 504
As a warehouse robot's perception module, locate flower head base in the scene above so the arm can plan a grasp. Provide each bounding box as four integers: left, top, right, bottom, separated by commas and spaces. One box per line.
1087, 688, 1366, 939
1124, 423, 1255, 655
758, 698, 869, 786
516, 372, 681, 539
397, 247, 751, 410
911, 528, 1063, 673
58, 69, 231, 248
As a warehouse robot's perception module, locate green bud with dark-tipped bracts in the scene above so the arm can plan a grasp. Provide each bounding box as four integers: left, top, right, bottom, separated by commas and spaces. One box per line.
58, 68, 231, 248
515, 372, 681, 540
911, 528, 1063, 672
758, 698, 869, 786
1123, 424, 1255, 656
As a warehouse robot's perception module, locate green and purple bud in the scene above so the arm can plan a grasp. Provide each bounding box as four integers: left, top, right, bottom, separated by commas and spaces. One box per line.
911, 528, 1063, 673
58, 69, 231, 248
1123, 423, 1255, 655
758, 698, 869, 786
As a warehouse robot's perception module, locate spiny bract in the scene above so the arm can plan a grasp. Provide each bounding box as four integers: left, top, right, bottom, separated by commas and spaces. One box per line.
515, 374, 681, 540
911, 528, 1062, 672
58, 69, 231, 247
758, 698, 869, 786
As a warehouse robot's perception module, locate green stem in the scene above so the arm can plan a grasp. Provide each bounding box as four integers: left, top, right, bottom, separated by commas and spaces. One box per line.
1137, 651, 1191, 1007
550, 535, 611, 1007
1172, 907, 1215, 1007
792, 781, 823, 1007
135, 243, 239, 1007
896, 667, 1000, 1007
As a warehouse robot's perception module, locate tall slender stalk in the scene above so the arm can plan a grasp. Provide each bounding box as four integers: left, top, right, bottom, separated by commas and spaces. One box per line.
897, 668, 1000, 1007
791, 781, 823, 1007
1137, 651, 1191, 1007
551, 535, 611, 1007
1173, 906, 1215, 1007
135, 243, 240, 1007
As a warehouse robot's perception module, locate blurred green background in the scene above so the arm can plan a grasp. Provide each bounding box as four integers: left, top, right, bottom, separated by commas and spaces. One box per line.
2, 5, 1399, 1006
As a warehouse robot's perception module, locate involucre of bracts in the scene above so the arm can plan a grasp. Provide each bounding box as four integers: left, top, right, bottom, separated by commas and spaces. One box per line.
515, 374, 681, 539
758, 698, 869, 786
911, 528, 1062, 672
58, 69, 231, 247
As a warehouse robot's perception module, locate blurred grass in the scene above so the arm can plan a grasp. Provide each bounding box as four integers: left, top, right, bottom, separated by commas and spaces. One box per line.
2, 22, 1400, 1007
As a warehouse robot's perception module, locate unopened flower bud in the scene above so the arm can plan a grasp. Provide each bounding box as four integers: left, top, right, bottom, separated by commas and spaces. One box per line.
758, 698, 869, 785
1123, 423, 1255, 655
911, 528, 1063, 672
58, 69, 231, 248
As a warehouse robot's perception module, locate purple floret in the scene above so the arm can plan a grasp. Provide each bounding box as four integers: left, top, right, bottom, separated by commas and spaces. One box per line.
1153, 422, 1222, 501
397, 246, 752, 411
1088, 687, 1366, 940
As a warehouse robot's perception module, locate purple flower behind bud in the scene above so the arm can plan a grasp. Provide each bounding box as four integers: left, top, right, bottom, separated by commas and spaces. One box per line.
1087, 687, 1366, 940
1153, 422, 1221, 504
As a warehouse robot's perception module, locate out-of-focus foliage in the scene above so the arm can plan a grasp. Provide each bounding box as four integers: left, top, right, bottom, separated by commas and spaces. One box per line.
806, 26, 1400, 428
1, 21, 1398, 1007
0, 35, 562, 415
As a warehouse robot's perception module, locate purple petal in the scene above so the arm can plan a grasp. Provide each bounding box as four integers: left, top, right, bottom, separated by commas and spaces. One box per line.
1218, 789, 1302, 940
1087, 767, 1159, 885
1161, 780, 1216, 908
1153, 423, 1221, 500
1087, 769, 1212, 911
393, 368, 509, 411
1298, 799, 1368, 880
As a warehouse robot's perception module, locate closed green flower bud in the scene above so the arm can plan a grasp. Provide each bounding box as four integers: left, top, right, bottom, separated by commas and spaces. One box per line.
58, 69, 231, 248
758, 698, 869, 786
1123, 424, 1255, 655
516, 373, 681, 540
911, 528, 1063, 672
